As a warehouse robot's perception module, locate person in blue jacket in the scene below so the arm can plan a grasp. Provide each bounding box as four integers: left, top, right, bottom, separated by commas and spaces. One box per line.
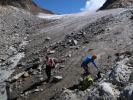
81, 54, 99, 75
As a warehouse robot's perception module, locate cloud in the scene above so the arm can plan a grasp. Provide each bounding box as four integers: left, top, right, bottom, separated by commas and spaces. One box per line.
81, 0, 106, 12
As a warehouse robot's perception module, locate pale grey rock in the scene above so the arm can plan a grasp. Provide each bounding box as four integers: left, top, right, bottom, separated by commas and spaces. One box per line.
120, 83, 133, 100
109, 63, 132, 84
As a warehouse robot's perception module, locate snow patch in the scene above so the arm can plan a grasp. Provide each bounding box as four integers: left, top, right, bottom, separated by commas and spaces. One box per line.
37, 13, 66, 19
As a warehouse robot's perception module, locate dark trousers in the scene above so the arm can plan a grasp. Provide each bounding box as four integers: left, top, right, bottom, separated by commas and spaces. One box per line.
81, 63, 90, 75
46, 65, 52, 81
83, 66, 89, 75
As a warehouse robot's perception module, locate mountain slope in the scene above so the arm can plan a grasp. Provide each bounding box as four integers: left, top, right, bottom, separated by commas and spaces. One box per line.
1, 7, 133, 100
0, 1, 133, 100
0, 0, 54, 14
100, 0, 133, 9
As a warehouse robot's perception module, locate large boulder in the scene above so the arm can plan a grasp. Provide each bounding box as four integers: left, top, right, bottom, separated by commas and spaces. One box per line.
52, 82, 119, 100
100, 0, 133, 10
120, 83, 133, 100
109, 63, 132, 85
87, 82, 119, 100
51, 89, 86, 100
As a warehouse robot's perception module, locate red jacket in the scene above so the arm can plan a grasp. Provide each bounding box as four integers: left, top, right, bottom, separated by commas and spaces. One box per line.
46, 58, 55, 68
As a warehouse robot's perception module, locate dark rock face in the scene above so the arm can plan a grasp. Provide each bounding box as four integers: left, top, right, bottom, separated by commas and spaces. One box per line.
0, 0, 54, 14
100, 0, 133, 10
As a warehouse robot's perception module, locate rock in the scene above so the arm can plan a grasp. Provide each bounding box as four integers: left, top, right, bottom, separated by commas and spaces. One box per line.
24, 91, 30, 96
59, 65, 65, 69
70, 46, 80, 49
53, 76, 63, 82
52, 89, 81, 100
117, 58, 129, 65
32, 70, 38, 75
40, 89, 43, 92
68, 39, 72, 43
34, 89, 40, 92
109, 63, 132, 84
77, 32, 83, 35
83, 32, 86, 35
29, 68, 34, 74
73, 40, 78, 45
99, 82, 119, 97
120, 83, 133, 100
25, 62, 39, 71
45, 37, 51, 41
129, 71, 133, 82
7, 46, 17, 56
67, 54, 72, 58
87, 82, 119, 100
48, 50, 56, 54
37, 65, 42, 72
0, 59, 5, 62
39, 77, 44, 81
11, 72, 25, 82
23, 72, 29, 78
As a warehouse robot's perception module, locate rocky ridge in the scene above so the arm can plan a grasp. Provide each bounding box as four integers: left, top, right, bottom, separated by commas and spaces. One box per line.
100, 0, 133, 10
0, 0, 54, 14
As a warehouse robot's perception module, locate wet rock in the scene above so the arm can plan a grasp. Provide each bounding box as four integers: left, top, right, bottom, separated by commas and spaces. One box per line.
53, 76, 63, 82
120, 83, 133, 100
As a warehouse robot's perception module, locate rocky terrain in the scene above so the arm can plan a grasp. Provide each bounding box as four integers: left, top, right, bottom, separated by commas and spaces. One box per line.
100, 0, 133, 9
0, 0, 54, 14
0, 0, 133, 100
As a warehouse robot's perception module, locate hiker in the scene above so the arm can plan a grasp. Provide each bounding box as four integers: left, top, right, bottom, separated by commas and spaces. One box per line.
81, 53, 99, 75
45, 56, 55, 82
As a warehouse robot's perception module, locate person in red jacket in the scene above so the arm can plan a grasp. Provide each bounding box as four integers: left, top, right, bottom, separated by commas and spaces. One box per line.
45, 56, 55, 82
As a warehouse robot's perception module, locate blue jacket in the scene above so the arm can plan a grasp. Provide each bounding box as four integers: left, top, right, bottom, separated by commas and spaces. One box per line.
81, 55, 98, 69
